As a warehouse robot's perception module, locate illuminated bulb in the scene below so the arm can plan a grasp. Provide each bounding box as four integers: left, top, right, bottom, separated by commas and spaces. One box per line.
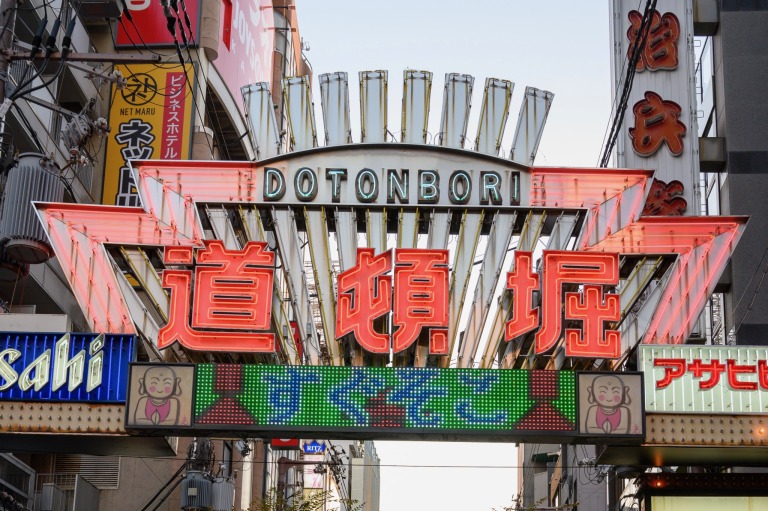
655, 481, 663, 487
760, 428, 765, 435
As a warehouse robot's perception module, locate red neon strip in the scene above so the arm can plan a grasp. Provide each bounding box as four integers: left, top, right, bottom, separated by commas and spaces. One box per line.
530, 168, 651, 208
647, 225, 741, 344
36, 203, 200, 335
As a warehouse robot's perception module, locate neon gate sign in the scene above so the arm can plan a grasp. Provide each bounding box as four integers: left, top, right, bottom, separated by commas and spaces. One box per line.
158, 242, 621, 359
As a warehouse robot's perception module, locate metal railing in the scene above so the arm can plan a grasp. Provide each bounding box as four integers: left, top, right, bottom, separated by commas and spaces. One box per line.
31, 474, 99, 511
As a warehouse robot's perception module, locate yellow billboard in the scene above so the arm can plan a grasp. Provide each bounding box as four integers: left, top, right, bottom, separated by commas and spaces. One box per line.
103, 64, 195, 206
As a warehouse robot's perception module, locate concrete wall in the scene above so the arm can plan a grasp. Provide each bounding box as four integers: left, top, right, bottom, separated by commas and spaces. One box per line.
97, 455, 184, 511
716, 3, 768, 344
97, 438, 266, 511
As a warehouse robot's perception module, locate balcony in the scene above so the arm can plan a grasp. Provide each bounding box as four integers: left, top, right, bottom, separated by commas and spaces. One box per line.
9, 0, 103, 202
31, 475, 99, 511
0, 453, 35, 510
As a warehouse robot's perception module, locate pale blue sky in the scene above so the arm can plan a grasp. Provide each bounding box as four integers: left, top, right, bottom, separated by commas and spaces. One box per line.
297, 0, 612, 167
295, 2, 612, 510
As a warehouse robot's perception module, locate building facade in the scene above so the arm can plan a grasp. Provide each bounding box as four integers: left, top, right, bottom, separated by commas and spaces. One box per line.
518, 1, 768, 510
2, 2, 765, 511
0, 1, 335, 510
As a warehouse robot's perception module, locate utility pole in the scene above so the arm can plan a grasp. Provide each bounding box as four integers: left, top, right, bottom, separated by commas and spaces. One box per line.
0, 0, 18, 158
0, 10, 160, 158
0, 0, 17, 104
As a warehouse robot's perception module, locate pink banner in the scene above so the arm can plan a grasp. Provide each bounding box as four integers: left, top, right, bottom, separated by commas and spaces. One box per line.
215, 0, 275, 113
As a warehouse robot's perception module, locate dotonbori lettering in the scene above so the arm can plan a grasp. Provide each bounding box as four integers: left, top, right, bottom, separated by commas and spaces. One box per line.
261, 167, 521, 206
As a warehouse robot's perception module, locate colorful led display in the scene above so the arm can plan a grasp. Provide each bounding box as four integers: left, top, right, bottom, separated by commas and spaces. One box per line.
193, 364, 577, 438
0, 333, 134, 403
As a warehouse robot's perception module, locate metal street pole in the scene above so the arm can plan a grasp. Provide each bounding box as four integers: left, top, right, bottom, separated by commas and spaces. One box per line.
3, 48, 163, 63
0, 0, 18, 158
0, 0, 17, 104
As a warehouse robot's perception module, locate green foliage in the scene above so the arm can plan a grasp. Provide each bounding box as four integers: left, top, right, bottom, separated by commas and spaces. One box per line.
248, 488, 364, 511
492, 495, 578, 511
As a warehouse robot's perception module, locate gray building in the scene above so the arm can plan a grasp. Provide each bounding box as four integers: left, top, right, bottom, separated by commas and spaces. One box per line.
348, 441, 380, 511
709, 3, 768, 345
518, 1, 768, 510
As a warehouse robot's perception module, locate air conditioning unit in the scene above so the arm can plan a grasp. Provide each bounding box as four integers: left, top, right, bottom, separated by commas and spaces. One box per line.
79, 0, 123, 21
39, 483, 66, 511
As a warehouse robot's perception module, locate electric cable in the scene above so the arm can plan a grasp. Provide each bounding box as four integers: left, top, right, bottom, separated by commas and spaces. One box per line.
121, 451, 609, 470
116, 0, 167, 57
9, 14, 60, 101
11, 103, 44, 152
174, 0, 230, 160
595, 0, 644, 166
598, 0, 657, 168
732, 244, 768, 334
11, 0, 58, 11
7, 13, 47, 102
115, 17, 154, 60
9, 0, 81, 101
159, 0, 215, 159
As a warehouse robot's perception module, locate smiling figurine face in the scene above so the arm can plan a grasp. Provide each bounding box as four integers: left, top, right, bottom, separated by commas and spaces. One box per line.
143, 367, 177, 400
592, 375, 625, 409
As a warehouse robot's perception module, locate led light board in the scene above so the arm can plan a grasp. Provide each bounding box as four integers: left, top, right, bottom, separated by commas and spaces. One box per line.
193, 364, 577, 439
0, 332, 134, 403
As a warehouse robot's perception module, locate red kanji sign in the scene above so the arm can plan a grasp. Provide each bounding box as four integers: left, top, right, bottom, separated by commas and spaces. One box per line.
337, 248, 449, 355
643, 179, 687, 216
654, 357, 768, 391
158, 242, 619, 358
627, 10, 680, 72
504, 251, 621, 359
505, 252, 539, 341
336, 249, 393, 354
629, 91, 686, 157
158, 240, 276, 352
393, 249, 449, 354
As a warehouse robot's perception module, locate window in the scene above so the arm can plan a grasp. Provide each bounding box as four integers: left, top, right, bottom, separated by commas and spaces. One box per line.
222, 0, 233, 50
223, 442, 233, 477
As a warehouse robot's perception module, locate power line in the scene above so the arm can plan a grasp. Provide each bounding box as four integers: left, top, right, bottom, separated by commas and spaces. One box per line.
9, 0, 82, 102
598, 0, 657, 168
731, 244, 768, 335
121, 452, 570, 469
159, 0, 215, 159
116, 0, 167, 57
595, 0, 645, 166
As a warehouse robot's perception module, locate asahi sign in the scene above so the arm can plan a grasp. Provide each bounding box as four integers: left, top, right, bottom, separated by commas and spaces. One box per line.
640, 345, 768, 414
0, 333, 134, 403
